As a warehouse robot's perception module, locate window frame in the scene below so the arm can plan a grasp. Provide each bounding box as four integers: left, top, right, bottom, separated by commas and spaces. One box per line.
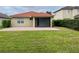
17, 19, 24, 24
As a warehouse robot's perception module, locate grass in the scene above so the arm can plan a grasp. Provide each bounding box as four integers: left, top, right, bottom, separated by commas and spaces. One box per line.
0, 27, 79, 53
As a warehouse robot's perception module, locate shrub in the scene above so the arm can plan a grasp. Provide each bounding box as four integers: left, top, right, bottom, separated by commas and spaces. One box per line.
74, 15, 79, 19
2, 20, 11, 28
53, 19, 79, 30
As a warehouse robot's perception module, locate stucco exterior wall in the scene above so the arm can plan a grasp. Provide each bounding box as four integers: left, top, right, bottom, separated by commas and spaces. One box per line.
11, 17, 52, 27
62, 10, 73, 19
11, 18, 33, 27
54, 10, 63, 19
73, 9, 79, 18
54, 9, 79, 19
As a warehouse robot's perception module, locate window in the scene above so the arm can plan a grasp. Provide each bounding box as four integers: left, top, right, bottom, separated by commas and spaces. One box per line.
21, 20, 24, 23
17, 20, 20, 24
17, 20, 24, 24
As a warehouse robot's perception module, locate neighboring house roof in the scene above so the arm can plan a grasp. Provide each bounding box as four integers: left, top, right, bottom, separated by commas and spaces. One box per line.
54, 6, 79, 13
11, 11, 54, 18
0, 13, 8, 18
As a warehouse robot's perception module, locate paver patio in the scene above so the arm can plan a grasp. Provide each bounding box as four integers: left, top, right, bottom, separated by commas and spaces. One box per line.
0, 27, 59, 31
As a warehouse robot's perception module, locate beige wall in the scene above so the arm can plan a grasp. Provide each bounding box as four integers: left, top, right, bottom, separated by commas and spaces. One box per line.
62, 10, 73, 19
54, 9, 79, 19
54, 10, 63, 19
11, 18, 33, 27
11, 17, 52, 27
73, 9, 79, 17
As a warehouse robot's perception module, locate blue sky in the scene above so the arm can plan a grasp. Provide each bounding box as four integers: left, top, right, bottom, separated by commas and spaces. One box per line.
0, 6, 64, 15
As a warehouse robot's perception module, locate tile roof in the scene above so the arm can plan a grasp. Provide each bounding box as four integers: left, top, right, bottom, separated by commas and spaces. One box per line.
11, 11, 54, 17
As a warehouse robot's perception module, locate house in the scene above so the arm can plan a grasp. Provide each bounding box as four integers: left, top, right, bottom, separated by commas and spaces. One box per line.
11, 11, 54, 27
54, 6, 79, 19
0, 13, 8, 27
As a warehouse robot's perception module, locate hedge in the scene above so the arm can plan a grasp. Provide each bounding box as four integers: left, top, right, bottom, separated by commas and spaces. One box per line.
2, 20, 11, 28
53, 19, 79, 30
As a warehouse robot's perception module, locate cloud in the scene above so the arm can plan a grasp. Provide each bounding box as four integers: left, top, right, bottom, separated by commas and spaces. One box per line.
0, 6, 63, 15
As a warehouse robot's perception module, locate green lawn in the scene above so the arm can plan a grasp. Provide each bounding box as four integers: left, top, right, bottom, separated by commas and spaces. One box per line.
0, 27, 79, 53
